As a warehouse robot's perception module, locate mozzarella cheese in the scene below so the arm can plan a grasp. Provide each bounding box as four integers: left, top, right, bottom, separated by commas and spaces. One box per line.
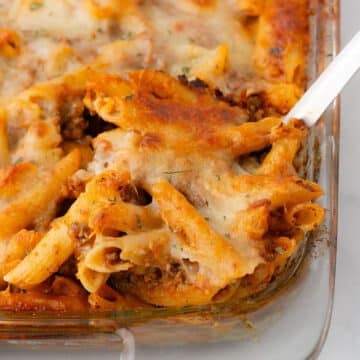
0, 0, 254, 98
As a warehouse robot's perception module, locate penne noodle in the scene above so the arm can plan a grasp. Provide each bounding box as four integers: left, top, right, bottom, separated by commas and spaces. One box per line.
76, 261, 109, 293
220, 117, 281, 156
88, 202, 162, 233
284, 203, 325, 232
254, 0, 309, 86
88, 284, 146, 311
4, 223, 74, 289
151, 180, 258, 288
84, 239, 133, 273
0, 0, 323, 312
257, 120, 307, 176
0, 149, 81, 239
0, 230, 43, 280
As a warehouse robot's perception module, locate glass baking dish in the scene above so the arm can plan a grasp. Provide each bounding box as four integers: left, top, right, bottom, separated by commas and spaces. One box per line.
0, 0, 339, 358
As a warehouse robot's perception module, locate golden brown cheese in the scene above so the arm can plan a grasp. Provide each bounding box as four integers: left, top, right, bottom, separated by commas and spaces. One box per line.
0, 1, 320, 311
254, 0, 309, 86
0, 0, 308, 113
2, 70, 324, 308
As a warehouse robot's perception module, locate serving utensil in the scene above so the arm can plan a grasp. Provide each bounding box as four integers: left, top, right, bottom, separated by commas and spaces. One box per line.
284, 30, 360, 126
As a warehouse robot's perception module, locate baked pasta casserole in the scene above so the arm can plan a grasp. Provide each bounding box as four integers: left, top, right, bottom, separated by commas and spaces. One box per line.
0, 0, 325, 311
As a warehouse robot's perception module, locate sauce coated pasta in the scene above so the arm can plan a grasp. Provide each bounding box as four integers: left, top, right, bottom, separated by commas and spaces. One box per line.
0, 0, 323, 311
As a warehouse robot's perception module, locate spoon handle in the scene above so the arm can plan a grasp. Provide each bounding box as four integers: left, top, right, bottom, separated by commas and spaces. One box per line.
284, 30, 360, 126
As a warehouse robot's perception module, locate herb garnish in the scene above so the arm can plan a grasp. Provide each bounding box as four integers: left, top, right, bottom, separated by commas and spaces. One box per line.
136, 218, 142, 229
14, 157, 24, 164
122, 31, 133, 40
275, 246, 285, 254
30, 1, 43, 11
181, 66, 191, 76
162, 169, 193, 175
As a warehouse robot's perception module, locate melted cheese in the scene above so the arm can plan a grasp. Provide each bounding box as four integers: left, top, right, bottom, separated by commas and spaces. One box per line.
88, 128, 263, 274
141, 1, 254, 78
0, 0, 254, 98
9, 1, 98, 37
0, 0, 316, 309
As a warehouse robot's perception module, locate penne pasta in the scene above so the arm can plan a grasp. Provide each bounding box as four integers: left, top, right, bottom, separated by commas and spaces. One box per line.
0, 149, 81, 239
0, 1, 322, 311
4, 223, 74, 289
254, 0, 309, 86
76, 261, 110, 293
88, 202, 162, 234
151, 180, 258, 288
284, 203, 325, 232
0, 230, 43, 280
257, 119, 307, 176
88, 284, 146, 311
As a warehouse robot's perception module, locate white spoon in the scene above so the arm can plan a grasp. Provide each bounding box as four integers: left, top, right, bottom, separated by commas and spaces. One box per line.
283, 30, 360, 126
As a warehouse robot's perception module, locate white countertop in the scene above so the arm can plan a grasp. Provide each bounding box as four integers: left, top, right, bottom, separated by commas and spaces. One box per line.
319, 2, 360, 359
1, 2, 359, 359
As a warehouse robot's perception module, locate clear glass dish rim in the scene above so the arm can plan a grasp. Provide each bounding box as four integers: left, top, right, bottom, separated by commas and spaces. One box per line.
307, 0, 340, 357
0, 1, 340, 354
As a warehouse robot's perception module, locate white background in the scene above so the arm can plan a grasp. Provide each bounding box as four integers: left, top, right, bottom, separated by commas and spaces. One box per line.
319, 1, 360, 358
1, 1, 359, 359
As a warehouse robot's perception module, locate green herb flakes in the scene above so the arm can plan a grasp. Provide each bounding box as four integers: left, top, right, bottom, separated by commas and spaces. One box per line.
275, 246, 285, 254
181, 66, 191, 76
122, 31, 133, 40
136, 218, 142, 229
162, 169, 193, 175
30, 1, 43, 11
14, 157, 24, 164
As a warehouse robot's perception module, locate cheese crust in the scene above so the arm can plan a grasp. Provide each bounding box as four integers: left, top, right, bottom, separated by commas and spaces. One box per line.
0, 0, 323, 311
